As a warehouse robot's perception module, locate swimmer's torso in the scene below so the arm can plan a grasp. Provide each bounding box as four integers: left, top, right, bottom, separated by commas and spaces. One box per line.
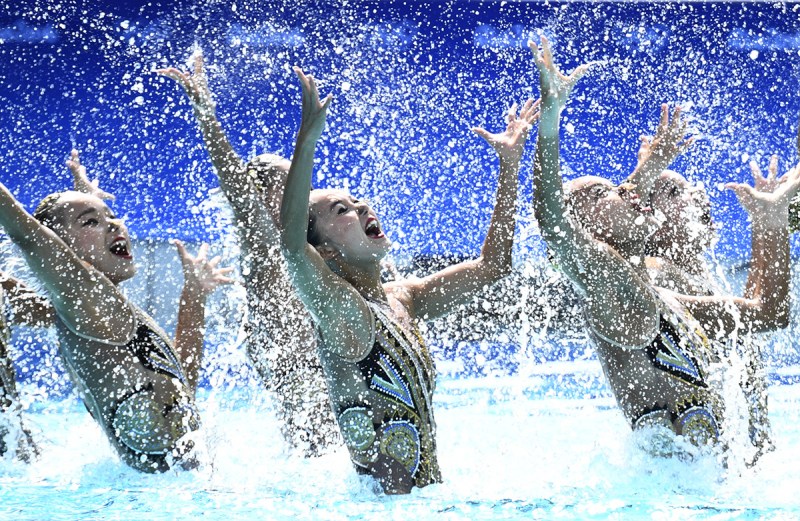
318, 297, 441, 490
589, 288, 724, 446
54, 306, 199, 472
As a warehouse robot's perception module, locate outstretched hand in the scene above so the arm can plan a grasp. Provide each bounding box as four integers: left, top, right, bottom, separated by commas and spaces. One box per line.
67, 149, 115, 201
473, 98, 541, 164
154, 50, 216, 117
528, 36, 592, 112
748, 154, 786, 193
636, 104, 695, 170
173, 240, 235, 298
726, 155, 800, 229
293, 66, 332, 143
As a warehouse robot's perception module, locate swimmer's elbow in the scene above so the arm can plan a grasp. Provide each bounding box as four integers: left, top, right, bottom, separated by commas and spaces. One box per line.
744, 299, 790, 332
478, 255, 512, 281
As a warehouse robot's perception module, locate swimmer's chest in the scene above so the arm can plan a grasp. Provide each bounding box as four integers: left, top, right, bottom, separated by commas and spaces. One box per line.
57, 312, 187, 393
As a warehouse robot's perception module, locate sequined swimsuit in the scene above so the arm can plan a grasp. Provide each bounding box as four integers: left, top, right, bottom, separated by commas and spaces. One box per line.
55, 306, 200, 473
590, 294, 724, 445
319, 299, 441, 489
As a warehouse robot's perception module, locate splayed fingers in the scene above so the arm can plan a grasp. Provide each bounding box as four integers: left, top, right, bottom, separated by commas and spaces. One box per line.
174, 240, 235, 296
473, 98, 540, 163
528, 36, 591, 109
155, 51, 214, 114
67, 149, 115, 201
749, 155, 787, 193
638, 104, 695, 166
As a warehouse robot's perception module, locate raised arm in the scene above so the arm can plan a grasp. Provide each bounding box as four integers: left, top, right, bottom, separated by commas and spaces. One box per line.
530, 37, 658, 348
279, 67, 372, 360
678, 160, 799, 335
624, 104, 695, 206
156, 53, 277, 241
0, 183, 133, 342
172, 241, 233, 392
394, 99, 540, 320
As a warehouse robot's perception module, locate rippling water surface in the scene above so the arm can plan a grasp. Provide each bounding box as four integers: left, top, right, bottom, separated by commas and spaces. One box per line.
3, 363, 800, 520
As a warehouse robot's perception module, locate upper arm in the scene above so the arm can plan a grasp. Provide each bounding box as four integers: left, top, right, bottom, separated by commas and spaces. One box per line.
550, 228, 659, 348
282, 244, 373, 360
395, 257, 497, 321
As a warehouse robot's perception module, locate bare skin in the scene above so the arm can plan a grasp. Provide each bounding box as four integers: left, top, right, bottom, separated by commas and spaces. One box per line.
0, 152, 231, 471
531, 36, 797, 453
0, 153, 113, 463
281, 67, 537, 493
156, 52, 340, 456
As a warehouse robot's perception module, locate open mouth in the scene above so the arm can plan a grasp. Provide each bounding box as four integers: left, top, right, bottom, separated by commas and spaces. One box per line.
617, 186, 652, 215
109, 237, 132, 258
627, 197, 652, 215
364, 217, 385, 239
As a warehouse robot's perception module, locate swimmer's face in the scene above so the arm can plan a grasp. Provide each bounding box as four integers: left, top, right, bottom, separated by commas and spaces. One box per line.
566, 176, 658, 250
308, 189, 391, 264
48, 192, 136, 284
649, 171, 714, 256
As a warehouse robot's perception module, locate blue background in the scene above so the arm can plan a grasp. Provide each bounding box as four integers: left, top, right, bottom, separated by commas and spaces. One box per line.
1, 0, 799, 261
1, 1, 800, 392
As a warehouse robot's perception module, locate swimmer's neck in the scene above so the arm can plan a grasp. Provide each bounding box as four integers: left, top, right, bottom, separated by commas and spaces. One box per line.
333, 259, 387, 303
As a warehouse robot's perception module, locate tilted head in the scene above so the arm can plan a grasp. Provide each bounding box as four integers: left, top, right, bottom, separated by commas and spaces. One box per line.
245, 153, 292, 224
33, 191, 136, 284
307, 188, 391, 266
647, 170, 715, 260
564, 175, 659, 254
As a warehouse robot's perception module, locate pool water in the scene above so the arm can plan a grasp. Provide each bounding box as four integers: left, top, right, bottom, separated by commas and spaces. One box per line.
3, 362, 800, 520
2, 1, 800, 518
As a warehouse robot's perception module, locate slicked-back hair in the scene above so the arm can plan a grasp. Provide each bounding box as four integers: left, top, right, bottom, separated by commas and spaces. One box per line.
32, 192, 67, 232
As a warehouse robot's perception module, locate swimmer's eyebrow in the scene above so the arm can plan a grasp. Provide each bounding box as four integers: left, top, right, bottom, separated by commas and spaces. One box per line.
74, 208, 97, 222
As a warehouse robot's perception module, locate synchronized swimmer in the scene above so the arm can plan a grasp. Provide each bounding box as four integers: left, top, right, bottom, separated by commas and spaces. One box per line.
0, 36, 796, 493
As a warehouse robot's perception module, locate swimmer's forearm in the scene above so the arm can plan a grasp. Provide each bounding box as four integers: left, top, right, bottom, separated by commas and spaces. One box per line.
174, 284, 208, 392
198, 117, 243, 183
533, 108, 572, 243
0, 276, 54, 327
0, 184, 39, 246
479, 158, 519, 277
280, 137, 315, 253
745, 221, 790, 329
191, 108, 267, 218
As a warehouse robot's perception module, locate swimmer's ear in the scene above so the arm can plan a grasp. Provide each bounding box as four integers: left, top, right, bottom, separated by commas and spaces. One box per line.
315, 244, 337, 261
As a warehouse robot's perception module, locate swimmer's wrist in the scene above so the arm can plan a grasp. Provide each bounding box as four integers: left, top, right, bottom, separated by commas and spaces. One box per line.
180, 281, 211, 303
192, 101, 217, 120
751, 209, 789, 232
